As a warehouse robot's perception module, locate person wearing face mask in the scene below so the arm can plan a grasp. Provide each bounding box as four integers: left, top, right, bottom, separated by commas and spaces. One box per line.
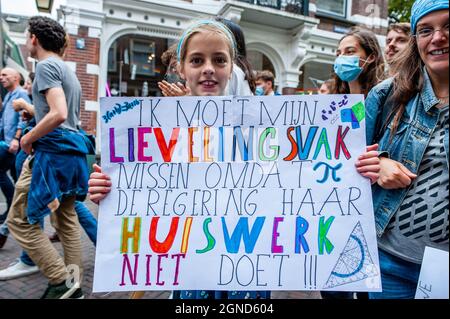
255, 70, 280, 96
332, 27, 386, 98
321, 27, 386, 300
161, 44, 182, 83
158, 43, 190, 97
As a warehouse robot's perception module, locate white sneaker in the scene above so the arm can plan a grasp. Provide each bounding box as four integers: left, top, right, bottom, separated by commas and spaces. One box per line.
0, 259, 40, 280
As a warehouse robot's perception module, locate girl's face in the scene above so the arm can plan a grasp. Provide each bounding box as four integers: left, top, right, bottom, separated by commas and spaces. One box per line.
180, 31, 232, 96
416, 10, 449, 79
336, 35, 373, 67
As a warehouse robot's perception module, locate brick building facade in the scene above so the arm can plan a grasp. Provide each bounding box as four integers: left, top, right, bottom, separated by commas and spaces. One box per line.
65, 26, 100, 135
56, 0, 389, 140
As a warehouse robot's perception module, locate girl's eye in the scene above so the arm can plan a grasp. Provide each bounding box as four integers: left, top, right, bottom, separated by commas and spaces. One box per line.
215, 56, 228, 64
190, 57, 203, 65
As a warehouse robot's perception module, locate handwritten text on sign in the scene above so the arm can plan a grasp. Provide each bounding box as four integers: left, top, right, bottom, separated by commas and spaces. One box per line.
93, 95, 381, 292
415, 247, 449, 299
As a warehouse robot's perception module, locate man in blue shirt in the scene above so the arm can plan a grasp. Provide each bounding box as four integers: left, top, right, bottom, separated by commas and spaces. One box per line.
0, 67, 30, 223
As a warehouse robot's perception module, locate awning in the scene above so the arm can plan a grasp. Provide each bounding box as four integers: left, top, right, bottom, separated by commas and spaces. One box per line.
1, 28, 25, 68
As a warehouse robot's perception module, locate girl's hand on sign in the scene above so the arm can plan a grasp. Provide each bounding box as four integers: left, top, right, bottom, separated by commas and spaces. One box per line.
355, 144, 380, 184
88, 164, 112, 204
377, 157, 417, 189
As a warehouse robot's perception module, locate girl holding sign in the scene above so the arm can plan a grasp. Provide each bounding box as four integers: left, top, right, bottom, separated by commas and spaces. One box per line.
365, 0, 449, 299
328, 27, 385, 188
322, 26, 386, 301
92, 19, 269, 300
89, 19, 381, 299
162, 19, 267, 300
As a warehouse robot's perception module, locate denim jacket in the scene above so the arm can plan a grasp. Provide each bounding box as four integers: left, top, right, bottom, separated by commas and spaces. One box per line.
26, 128, 96, 224
0, 87, 30, 145
365, 70, 449, 237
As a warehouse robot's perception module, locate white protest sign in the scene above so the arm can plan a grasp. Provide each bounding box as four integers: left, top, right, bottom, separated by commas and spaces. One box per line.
93, 94, 381, 292
415, 247, 449, 299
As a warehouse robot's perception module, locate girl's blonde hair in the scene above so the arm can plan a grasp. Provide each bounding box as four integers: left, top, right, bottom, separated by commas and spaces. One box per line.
176, 20, 236, 64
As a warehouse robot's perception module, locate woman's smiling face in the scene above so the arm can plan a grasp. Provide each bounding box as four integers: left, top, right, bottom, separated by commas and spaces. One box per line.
415, 10, 449, 79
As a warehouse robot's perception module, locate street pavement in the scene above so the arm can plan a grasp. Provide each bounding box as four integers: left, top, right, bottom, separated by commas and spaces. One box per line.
0, 193, 320, 299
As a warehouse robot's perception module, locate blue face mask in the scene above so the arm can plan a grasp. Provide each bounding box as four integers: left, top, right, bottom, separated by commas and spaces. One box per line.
333, 55, 365, 82
255, 86, 264, 96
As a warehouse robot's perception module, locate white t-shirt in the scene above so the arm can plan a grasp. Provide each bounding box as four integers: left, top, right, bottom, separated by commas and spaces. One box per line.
226, 64, 253, 96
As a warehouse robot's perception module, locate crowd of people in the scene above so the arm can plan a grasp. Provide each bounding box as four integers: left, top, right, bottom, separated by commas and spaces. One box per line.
0, 0, 447, 299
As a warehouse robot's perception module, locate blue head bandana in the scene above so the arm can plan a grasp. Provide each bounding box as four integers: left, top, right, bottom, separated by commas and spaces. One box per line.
410, 0, 449, 34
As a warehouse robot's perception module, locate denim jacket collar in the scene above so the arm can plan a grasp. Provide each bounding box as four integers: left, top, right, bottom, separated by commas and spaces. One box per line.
421, 67, 441, 113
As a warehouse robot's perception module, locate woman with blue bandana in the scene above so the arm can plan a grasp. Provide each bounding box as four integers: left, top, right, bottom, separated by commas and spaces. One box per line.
364, 0, 449, 299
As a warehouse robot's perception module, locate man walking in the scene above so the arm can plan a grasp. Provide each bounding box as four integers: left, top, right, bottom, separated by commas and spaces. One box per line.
6, 16, 94, 299
0, 68, 30, 226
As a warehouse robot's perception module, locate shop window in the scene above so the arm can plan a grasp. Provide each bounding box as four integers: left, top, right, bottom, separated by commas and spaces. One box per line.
108, 43, 117, 72
131, 39, 156, 76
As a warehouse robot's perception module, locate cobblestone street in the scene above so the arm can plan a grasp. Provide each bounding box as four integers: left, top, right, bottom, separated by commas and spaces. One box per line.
0, 194, 320, 299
